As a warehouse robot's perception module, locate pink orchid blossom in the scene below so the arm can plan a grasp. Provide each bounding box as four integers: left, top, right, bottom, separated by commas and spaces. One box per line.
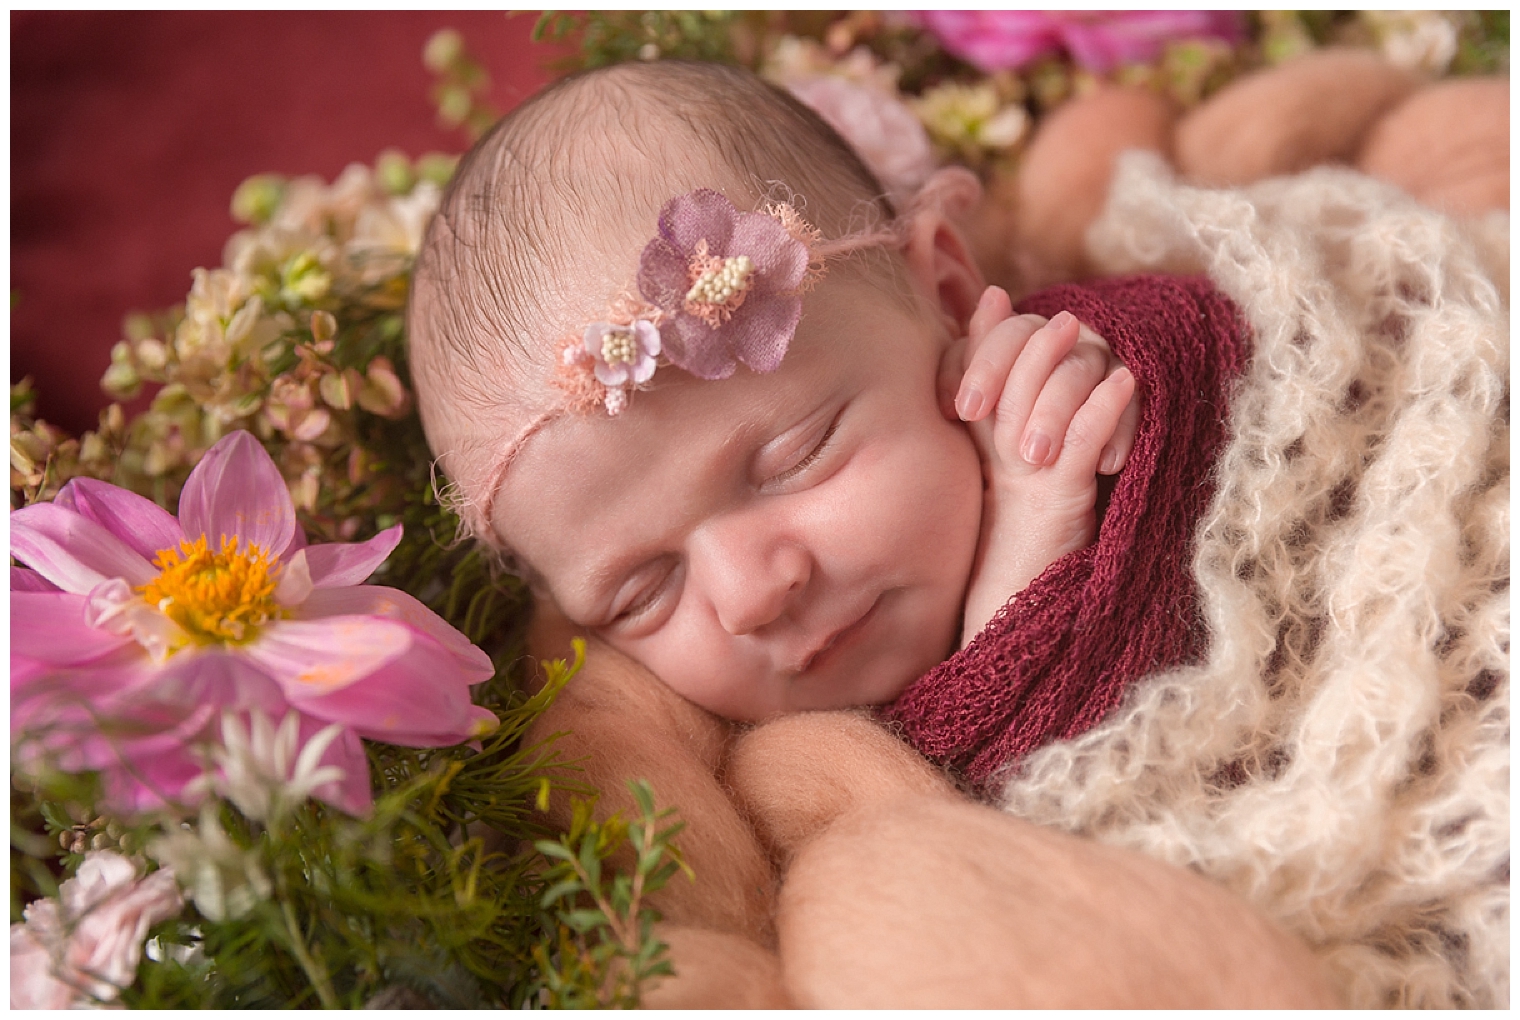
637, 189, 811, 380
911, 11, 1246, 73
11, 851, 182, 1008
11, 430, 497, 816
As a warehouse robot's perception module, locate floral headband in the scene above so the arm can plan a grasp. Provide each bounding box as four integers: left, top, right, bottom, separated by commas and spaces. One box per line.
552, 187, 894, 416
463, 171, 982, 541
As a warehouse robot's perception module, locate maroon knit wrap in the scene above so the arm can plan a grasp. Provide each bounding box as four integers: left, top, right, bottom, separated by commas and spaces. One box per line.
882, 275, 1251, 793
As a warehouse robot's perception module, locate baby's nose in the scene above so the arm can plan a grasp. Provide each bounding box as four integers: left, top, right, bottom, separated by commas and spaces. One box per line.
691, 521, 811, 637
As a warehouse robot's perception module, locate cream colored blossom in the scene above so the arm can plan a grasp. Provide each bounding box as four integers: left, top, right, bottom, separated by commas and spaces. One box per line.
1362, 10, 1460, 73
764, 36, 903, 94
269, 163, 379, 241
913, 82, 1030, 153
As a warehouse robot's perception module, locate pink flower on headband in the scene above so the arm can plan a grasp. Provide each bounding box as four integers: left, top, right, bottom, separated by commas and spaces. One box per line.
637, 189, 811, 381
584, 319, 661, 387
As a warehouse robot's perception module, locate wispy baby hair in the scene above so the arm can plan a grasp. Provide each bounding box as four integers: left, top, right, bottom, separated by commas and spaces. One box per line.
408, 60, 898, 546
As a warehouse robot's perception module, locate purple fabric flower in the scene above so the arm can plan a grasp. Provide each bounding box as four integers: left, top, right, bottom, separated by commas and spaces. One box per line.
637, 189, 811, 381
911, 10, 1246, 74
10, 430, 497, 817
584, 318, 661, 387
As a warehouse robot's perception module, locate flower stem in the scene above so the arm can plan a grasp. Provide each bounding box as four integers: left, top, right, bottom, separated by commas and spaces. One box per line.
281, 899, 339, 1009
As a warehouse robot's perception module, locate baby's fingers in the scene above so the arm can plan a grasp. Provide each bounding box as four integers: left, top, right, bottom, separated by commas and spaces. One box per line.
1098, 377, 1141, 475
938, 288, 1014, 420
956, 311, 1056, 423
1054, 367, 1137, 482
955, 300, 1048, 423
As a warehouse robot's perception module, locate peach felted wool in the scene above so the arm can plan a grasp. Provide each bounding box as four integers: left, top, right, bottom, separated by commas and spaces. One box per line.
997, 154, 1509, 1008
1006, 49, 1508, 292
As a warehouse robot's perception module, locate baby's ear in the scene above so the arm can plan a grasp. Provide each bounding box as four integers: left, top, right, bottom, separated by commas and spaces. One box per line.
902, 206, 986, 340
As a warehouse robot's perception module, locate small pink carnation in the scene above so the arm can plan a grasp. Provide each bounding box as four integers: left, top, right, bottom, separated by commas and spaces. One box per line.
11, 851, 183, 1008
911, 10, 1246, 73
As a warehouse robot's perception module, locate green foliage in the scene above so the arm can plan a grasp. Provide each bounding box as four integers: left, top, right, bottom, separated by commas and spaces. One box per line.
424, 27, 501, 142
533, 10, 746, 69
530, 779, 691, 1008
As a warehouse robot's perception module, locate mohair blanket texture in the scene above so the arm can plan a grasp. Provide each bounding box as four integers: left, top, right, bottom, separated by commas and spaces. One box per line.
945, 155, 1506, 1008
884, 274, 1250, 788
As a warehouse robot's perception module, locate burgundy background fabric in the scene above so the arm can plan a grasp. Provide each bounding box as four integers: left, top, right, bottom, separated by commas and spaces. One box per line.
11, 11, 556, 436
883, 276, 1251, 793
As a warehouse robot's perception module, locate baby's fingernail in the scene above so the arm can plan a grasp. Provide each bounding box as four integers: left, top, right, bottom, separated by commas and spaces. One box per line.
1099, 446, 1120, 474
1022, 430, 1052, 465
957, 385, 985, 421
1048, 310, 1074, 331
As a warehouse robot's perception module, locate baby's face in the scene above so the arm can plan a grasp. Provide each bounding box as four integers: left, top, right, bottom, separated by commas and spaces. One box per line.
494, 275, 984, 721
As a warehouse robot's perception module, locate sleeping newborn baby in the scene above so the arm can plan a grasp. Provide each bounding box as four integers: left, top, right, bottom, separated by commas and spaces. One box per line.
408, 58, 1138, 722
407, 59, 1331, 1009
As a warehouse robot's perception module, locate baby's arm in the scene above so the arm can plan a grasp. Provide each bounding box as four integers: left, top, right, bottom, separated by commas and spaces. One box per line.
945, 287, 1139, 645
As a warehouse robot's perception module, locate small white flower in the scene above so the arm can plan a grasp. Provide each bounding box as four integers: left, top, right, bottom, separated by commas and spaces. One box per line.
148, 806, 272, 923
193, 710, 347, 824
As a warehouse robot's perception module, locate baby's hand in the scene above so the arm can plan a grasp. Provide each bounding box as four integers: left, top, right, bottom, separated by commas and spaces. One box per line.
940, 286, 1140, 644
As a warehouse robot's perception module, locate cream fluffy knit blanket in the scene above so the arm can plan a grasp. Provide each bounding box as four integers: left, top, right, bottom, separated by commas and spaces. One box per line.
994, 155, 1509, 1009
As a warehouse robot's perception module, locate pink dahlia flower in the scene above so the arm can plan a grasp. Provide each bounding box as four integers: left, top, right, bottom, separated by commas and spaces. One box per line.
11, 430, 497, 816
911, 11, 1246, 73
637, 189, 811, 381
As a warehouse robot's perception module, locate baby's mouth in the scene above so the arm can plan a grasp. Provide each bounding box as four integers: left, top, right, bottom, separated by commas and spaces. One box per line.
795, 595, 882, 675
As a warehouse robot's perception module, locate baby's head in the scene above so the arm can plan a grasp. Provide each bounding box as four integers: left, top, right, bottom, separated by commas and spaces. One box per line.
410, 60, 988, 721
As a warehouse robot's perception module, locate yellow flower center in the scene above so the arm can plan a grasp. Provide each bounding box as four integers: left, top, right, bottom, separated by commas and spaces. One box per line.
136, 535, 284, 645
685, 255, 754, 309
600, 328, 639, 366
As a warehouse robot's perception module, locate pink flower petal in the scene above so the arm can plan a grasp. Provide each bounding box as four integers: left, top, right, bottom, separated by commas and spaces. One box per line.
97, 735, 214, 814
242, 615, 414, 697
729, 212, 809, 292
11, 646, 159, 728
176, 431, 296, 558
303, 524, 403, 588
637, 236, 694, 313
913, 10, 1062, 71
593, 359, 632, 387
11, 566, 60, 592
728, 293, 802, 374
292, 634, 496, 746
12, 591, 134, 666
659, 188, 737, 255
11, 502, 156, 593
665, 315, 735, 380
143, 648, 291, 718
291, 585, 494, 681
53, 477, 185, 564
11, 923, 77, 1009
312, 723, 373, 815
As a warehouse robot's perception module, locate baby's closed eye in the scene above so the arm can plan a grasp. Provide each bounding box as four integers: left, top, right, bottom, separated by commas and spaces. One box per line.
765, 416, 841, 489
